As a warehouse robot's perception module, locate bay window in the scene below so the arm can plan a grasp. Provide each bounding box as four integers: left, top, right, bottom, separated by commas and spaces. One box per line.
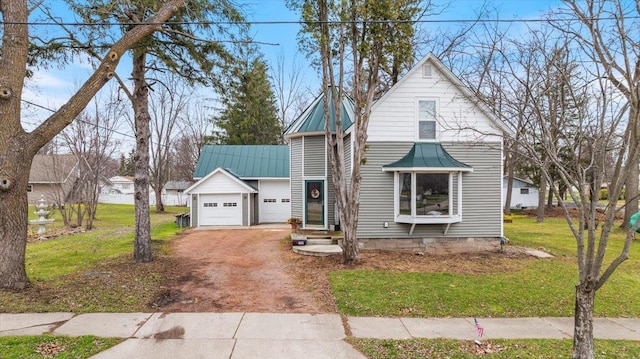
383, 143, 473, 229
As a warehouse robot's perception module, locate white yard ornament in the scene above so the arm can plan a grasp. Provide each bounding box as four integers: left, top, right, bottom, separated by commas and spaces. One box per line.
30, 195, 55, 235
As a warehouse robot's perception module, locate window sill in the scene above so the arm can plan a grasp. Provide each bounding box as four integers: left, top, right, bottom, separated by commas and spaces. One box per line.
395, 214, 461, 224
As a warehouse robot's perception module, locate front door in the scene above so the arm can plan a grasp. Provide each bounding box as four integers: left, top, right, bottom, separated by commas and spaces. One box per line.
305, 180, 324, 227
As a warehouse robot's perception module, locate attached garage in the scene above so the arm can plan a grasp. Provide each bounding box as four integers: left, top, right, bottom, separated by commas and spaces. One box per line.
259, 179, 291, 223
186, 145, 290, 228
185, 168, 256, 227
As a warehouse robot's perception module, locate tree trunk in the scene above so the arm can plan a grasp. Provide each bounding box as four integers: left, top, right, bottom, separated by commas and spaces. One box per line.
536, 174, 547, 223
0, 0, 31, 289
0, 154, 33, 289
341, 206, 360, 264
572, 281, 596, 359
503, 158, 515, 215
132, 49, 153, 263
622, 130, 639, 229
154, 186, 165, 213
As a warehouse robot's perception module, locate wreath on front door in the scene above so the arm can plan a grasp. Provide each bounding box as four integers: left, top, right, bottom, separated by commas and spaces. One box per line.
310, 188, 320, 199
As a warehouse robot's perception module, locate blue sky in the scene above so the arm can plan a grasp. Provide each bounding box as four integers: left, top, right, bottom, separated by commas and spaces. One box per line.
21, 0, 564, 147
244, 0, 563, 69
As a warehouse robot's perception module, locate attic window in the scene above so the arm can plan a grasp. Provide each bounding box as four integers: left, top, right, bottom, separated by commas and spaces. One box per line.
418, 100, 437, 140
422, 64, 432, 78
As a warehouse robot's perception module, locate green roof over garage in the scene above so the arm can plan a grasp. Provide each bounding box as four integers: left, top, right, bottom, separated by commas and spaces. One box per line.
382, 143, 473, 172
194, 145, 289, 179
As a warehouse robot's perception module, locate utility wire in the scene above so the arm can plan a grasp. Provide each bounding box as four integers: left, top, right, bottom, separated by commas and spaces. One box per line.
22, 99, 199, 153
2, 15, 638, 27
22, 99, 137, 142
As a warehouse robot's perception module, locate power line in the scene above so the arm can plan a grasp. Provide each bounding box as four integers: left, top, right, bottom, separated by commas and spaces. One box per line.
21, 99, 137, 142
22, 99, 196, 153
2, 15, 638, 27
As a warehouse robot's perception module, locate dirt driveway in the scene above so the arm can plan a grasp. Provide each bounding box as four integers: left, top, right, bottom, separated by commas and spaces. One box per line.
159, 227, 332, 313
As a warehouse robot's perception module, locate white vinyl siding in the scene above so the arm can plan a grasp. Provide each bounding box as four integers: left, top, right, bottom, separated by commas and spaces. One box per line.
368, 59, 502, 143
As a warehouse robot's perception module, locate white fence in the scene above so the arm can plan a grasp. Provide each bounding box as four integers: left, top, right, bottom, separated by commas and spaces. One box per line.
99, 193, 189, 207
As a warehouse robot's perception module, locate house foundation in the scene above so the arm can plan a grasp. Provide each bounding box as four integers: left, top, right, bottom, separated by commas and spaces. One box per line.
357, 237, 501, 254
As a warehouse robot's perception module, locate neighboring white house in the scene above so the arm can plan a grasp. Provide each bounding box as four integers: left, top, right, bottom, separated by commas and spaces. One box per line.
503, 176, 539, 209
105, 176, 135, 194
185, 145, 290, 227
99, 176, 189, 206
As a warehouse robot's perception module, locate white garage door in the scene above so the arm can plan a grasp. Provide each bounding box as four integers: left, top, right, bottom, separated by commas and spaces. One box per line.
200, 194, 242, 226
259, 180, 291, 223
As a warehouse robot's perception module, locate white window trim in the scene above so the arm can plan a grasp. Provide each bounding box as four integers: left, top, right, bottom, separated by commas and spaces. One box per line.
393, 171, 462, 225
416, 98, 439, 142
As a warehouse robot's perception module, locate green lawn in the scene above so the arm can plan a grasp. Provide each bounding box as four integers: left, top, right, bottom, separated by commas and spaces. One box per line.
348, 338, 640, 359
2, 207, 639, 358
0, 335, 121, 359
331, 215, 640, 318
0, 204, 185, 313
25, 204, 182, 281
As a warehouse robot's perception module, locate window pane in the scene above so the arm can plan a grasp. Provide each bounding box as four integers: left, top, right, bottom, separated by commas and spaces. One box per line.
419, 121, 436, 140
398, 173, 411, 215
414, 173, 449, 216
418, 100, 436, 118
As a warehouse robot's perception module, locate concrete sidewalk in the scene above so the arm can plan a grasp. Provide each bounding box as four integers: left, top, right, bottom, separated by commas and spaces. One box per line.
1, 313, 639, 358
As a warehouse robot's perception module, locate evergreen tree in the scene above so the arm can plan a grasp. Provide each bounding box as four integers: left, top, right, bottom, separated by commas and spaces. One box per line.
118, 150, 136, 177
215, 48, 282, 145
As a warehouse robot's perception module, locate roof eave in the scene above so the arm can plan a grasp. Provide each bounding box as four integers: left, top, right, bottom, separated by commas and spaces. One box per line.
382, 167, 473, 173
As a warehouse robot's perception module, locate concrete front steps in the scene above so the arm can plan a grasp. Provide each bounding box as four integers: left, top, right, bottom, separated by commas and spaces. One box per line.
291, 232, 343, 257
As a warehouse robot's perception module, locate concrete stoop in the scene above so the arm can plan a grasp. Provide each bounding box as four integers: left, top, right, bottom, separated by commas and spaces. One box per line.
291, 232, 343, 257
292, 244, 343, 257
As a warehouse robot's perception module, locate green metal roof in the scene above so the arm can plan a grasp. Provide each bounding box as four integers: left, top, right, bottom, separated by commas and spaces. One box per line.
285, 89, 354, 135
194, 145, 289, 179
383, 143, 472, 171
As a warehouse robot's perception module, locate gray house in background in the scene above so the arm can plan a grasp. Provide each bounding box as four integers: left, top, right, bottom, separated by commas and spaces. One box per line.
28, 154, 81, 204
285, 54, 509, 253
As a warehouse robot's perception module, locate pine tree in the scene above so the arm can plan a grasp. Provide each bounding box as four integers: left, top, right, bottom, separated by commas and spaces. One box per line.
118, 150, 135, 176
215, 49, 282, 145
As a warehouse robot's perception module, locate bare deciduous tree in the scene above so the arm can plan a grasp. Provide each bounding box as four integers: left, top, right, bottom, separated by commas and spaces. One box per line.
171, 99, 213, 182
466, 3, 637, 356
59, 94, 122, 230
551, 1, 640, 357
271, 51, 313, 139
149, 74, 189, 213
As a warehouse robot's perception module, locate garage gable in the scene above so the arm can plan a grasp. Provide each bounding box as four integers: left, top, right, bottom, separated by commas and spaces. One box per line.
185, 168, 257, 195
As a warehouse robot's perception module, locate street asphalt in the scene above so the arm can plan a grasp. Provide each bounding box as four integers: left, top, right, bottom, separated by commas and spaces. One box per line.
1, 312, 639, 358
